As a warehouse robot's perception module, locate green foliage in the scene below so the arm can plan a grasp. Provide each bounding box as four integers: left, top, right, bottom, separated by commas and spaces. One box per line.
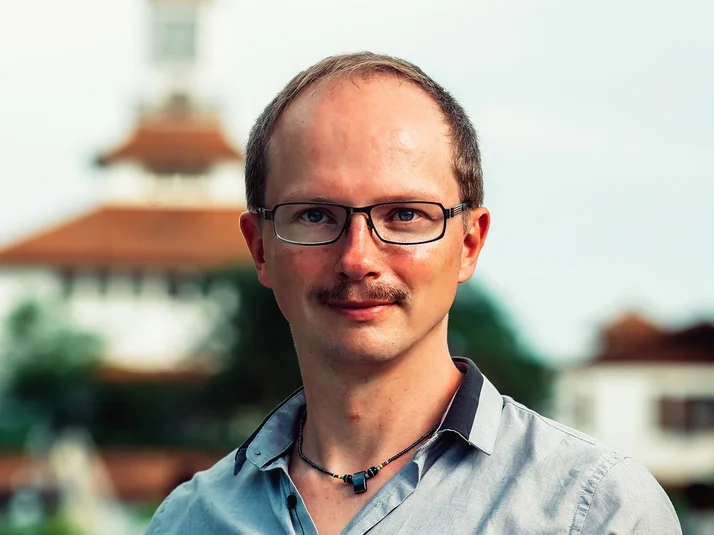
0, 299, 229, 449
89, 381, 210, 448
1, 300, 102, 427
197, 268, 302, 416
0, 516, 75, 535
449, 283, 553, 412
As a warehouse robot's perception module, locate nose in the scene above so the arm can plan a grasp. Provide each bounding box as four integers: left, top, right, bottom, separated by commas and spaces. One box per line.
335, 213, 381, 281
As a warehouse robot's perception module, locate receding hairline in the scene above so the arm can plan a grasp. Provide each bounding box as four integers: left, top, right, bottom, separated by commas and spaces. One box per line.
245, 51, 483, 213
264, 71, 457, 181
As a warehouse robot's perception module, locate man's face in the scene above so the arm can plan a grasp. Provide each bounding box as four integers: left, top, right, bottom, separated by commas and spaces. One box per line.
241, 76, 489, 367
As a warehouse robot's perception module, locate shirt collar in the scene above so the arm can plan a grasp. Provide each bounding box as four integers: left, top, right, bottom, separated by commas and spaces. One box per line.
233, 387, 306, 475
233, 357, 503, 475
442, 357, 503, 455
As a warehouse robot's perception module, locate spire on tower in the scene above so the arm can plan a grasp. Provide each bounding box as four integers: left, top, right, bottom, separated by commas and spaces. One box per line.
148, 0, 211, 107
94, 0, 243, 205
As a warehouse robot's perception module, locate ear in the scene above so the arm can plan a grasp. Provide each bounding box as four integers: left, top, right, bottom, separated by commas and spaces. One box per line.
239, 211, 273, 288
457, 207, 490, 283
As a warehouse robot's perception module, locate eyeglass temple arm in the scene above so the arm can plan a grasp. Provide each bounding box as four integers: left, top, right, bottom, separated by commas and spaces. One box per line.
257, 208, 273, 221
446, 203, 467, 219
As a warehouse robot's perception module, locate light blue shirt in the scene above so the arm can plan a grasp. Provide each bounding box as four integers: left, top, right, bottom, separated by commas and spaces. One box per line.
146, 358, 682, 534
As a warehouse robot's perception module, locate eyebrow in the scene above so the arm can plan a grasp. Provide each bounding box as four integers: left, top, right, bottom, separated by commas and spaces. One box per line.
280, 192, 334, 203
278, 190, 443, 204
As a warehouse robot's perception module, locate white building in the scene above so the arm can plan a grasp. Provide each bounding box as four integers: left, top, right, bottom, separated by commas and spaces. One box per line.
0, 0, 249, 373
556, 312, 714, 523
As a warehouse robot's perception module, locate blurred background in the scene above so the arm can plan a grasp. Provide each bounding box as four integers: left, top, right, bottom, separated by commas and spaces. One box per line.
0, 0, 712, 533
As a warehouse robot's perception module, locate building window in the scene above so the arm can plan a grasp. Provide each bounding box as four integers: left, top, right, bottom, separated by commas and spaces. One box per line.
96, 269, 110, 297
132, 270, 143, 296
167, 272, 181, 298
660, 397, 714, 433
690, 398, 714, 430
154, 13, 197, 63
166, 272, 200, 299
59, 268, 74, 298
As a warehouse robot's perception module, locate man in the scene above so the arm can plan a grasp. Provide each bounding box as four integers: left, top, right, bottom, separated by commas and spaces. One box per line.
146, 52, 681, 534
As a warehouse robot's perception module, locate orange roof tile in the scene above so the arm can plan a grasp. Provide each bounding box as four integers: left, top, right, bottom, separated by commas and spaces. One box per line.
594, 313, 714, 364
602, 312, 663, 344
96, 114, 243, 175
0, 205, 252, 270
94, 362, 215, 383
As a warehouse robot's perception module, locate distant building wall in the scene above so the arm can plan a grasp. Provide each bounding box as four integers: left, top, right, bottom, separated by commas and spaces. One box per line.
557, 363, 714, 486
0, 268, 59, 318
0, 267, 226, 370
100, 162, 245, 206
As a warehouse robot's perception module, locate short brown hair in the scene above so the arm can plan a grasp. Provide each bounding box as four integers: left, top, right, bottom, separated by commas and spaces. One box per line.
245, 52, 483, 211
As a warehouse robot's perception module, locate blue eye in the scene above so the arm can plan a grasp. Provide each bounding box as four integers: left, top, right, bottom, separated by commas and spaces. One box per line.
301, 210, 327, 223
396, 210, 416, 221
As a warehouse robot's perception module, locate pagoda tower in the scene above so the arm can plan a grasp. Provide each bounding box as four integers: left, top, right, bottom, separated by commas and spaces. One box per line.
97, 0, 245, 207
0, 0, 250, 372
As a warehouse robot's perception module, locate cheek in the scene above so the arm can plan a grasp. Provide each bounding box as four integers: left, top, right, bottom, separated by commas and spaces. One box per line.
264, 249, 306, 324
393, 239, 462, 292
267, 246, 331, 296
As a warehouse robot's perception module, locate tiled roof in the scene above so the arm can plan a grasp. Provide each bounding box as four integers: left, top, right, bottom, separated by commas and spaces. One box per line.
0, 205, 251, 270
594, 313, 714, 364
96, 114, 243, 175
94, 362, 214, 383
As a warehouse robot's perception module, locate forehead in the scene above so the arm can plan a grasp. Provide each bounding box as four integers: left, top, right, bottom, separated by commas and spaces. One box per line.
265, 75, 457, 205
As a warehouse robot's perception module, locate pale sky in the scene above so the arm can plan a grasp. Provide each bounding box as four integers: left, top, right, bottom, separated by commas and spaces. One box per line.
1, 0, 712, 364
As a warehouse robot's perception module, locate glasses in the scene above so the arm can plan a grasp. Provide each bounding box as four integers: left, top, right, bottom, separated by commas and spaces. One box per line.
257, 201, 469, 246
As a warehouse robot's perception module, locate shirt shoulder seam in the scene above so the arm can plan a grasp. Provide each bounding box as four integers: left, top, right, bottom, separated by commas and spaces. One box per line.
502, 399, 633, 535
567, 452, 630, 535
503, 398, 601, 448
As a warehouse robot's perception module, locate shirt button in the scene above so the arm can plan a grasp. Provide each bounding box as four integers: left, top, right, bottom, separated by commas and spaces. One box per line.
255, 450, 261, 456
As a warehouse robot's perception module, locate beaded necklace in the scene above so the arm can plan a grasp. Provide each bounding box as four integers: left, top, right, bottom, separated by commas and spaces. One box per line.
297, 409, 439, 494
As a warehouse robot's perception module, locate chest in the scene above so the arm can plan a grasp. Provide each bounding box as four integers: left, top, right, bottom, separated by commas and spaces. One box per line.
299, 487, 370, 535
287, 474, 577, 535
292, 469, 393, 535
285, 448, 587, 535
289, 444, 416, 535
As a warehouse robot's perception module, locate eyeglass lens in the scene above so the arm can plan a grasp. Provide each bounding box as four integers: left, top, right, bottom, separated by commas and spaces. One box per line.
272, 203, 446, 244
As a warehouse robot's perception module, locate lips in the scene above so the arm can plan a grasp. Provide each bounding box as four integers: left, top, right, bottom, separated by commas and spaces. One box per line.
327, 300, 394, 308
324, 300, 396, 320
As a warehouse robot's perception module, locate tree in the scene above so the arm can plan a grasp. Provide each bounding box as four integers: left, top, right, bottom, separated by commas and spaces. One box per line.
448, 283, 553, 412
0, 300, 219, 448
197, 268, 302, 417
1, 299, 102, 430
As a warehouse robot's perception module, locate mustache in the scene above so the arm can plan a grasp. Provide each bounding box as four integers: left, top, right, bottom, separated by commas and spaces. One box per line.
309, 281, 409, 304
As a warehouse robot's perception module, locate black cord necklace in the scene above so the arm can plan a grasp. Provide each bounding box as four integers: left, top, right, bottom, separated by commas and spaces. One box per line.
297, 409, 439, 494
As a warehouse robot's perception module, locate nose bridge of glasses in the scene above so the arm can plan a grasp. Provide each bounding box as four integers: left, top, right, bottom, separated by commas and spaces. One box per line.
346, 207, 375, 233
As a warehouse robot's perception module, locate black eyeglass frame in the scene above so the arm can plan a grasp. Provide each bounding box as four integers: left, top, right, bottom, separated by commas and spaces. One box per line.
256, 200, 471, 246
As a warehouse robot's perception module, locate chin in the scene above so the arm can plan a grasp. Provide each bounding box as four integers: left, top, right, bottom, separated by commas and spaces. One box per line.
314, 329, 409, 367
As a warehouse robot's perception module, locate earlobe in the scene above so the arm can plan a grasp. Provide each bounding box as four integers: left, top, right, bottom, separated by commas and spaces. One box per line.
457, 207, 490, 283
239, 211, 273, 288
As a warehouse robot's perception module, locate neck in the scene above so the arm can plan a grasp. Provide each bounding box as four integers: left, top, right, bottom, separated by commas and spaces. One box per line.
294, 321, 463, 476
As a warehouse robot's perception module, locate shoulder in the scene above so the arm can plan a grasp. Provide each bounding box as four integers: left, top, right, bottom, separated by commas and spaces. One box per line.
498, 396, 622, 469
145, 450, 241, 535
498, 397, 682, 534
574, 456, 683, 534
145, 390, 305, 533
501, 396, 605, 448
